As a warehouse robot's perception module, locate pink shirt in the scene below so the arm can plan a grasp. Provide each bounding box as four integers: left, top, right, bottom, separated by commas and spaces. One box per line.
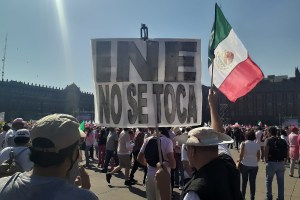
289, 133, 299, 147
85, 133, 94, 146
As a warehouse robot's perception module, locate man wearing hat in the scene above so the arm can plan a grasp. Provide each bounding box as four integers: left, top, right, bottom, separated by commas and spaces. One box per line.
0, 128, 33, 174
156, 90, 242, 200
3, 118, 25, 148
0, 114, 98, 200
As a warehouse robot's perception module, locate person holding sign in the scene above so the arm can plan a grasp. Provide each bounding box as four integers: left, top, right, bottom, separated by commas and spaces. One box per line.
137, 127, 176, 200
156, 90, 242, 200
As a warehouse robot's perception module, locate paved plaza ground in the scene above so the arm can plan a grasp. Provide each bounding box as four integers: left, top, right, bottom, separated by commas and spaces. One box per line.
83, 149, 300, 200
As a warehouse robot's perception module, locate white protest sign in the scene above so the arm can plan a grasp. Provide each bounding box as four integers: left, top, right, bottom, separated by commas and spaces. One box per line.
91, 39, 202, 128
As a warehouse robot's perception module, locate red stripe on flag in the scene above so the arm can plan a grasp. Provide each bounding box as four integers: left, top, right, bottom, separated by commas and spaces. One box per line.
218, 56, 264, 102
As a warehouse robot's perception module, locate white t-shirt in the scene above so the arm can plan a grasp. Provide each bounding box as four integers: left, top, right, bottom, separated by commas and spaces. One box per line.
218, 144, 231, 156
183, 191, 201, 200
168, 130, 176, 149
181, 144, 188, 162
3, 129, 17, 148
0, 131, 7, 150
0, 146, 34, 171
117, 130, 131, 155
255, 130, 264, 147
281, 135, 289, 146
181, 144, 190, 179
140, 135, 173, 177
240, 140, 260, 167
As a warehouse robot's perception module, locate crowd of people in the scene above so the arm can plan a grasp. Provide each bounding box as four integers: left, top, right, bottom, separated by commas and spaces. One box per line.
226, 122, 300, 200
0, 114, 97, 199
0, 90, 299, 200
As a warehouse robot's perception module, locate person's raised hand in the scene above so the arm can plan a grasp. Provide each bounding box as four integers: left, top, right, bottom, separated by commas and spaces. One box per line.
208, 89, 218, 109
155, 162, 171, 200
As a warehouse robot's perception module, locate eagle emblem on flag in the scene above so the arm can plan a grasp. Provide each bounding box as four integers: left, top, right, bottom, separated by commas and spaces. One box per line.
214, 50, 234, 70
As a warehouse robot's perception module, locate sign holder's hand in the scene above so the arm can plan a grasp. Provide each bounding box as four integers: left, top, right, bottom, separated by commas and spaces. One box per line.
208, 89, 224, 133
76, 165, 91, 189
155, 162, 171, 200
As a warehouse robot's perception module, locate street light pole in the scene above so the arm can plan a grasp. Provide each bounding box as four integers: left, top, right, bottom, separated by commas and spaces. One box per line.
1, 34, 8, 81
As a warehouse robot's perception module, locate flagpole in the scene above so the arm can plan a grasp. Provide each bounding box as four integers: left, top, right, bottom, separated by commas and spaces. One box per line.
153, 90, 163, 171
210, 61, 214, 89
154, 106, 163, 167
210, 3, 218, 90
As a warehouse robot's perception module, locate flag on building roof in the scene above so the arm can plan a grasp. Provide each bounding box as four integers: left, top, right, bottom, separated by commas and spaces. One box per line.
208, 3, 264, 102
258, 121, 262, 127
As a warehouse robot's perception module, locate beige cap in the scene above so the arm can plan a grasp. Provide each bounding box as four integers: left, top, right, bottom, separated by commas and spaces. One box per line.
172, 126, 182, 135
31, 114, 80, 153
174, 127, 233, 146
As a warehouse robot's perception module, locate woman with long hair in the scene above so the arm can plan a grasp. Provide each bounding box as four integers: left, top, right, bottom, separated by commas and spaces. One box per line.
238, 129, 260, 200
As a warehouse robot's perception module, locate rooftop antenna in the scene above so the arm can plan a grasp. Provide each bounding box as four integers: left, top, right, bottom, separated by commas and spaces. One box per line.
2, 34, 8, 81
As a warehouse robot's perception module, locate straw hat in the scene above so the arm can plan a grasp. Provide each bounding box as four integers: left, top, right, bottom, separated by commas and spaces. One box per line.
174, 127, 233, 146
172, 126, 182, 135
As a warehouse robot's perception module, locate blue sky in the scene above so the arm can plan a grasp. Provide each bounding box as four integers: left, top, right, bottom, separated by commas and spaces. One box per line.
0, 0, 299, 93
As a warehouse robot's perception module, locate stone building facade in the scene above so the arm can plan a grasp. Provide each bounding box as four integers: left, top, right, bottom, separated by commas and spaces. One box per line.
0, 80, 94, 121
218, 67, 300, 125
1, 67, 299, 126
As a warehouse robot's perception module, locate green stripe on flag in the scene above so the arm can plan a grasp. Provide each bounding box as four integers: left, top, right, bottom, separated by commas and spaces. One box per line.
208, 3, 232, 67
79, 121, 85, 131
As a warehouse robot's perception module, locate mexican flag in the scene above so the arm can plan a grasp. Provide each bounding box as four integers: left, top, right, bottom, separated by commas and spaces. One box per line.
208, 3, 264, 102
257, 121, 262, 127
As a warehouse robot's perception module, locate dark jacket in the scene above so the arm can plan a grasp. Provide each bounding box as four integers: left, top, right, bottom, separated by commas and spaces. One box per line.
181, 154, 242, 200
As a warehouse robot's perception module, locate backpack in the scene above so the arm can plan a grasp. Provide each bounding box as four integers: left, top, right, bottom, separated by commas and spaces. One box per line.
268, 137, 288, 161
0, 148, 26, 178
260, 132, 265, 142
144, 137, 164, 167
